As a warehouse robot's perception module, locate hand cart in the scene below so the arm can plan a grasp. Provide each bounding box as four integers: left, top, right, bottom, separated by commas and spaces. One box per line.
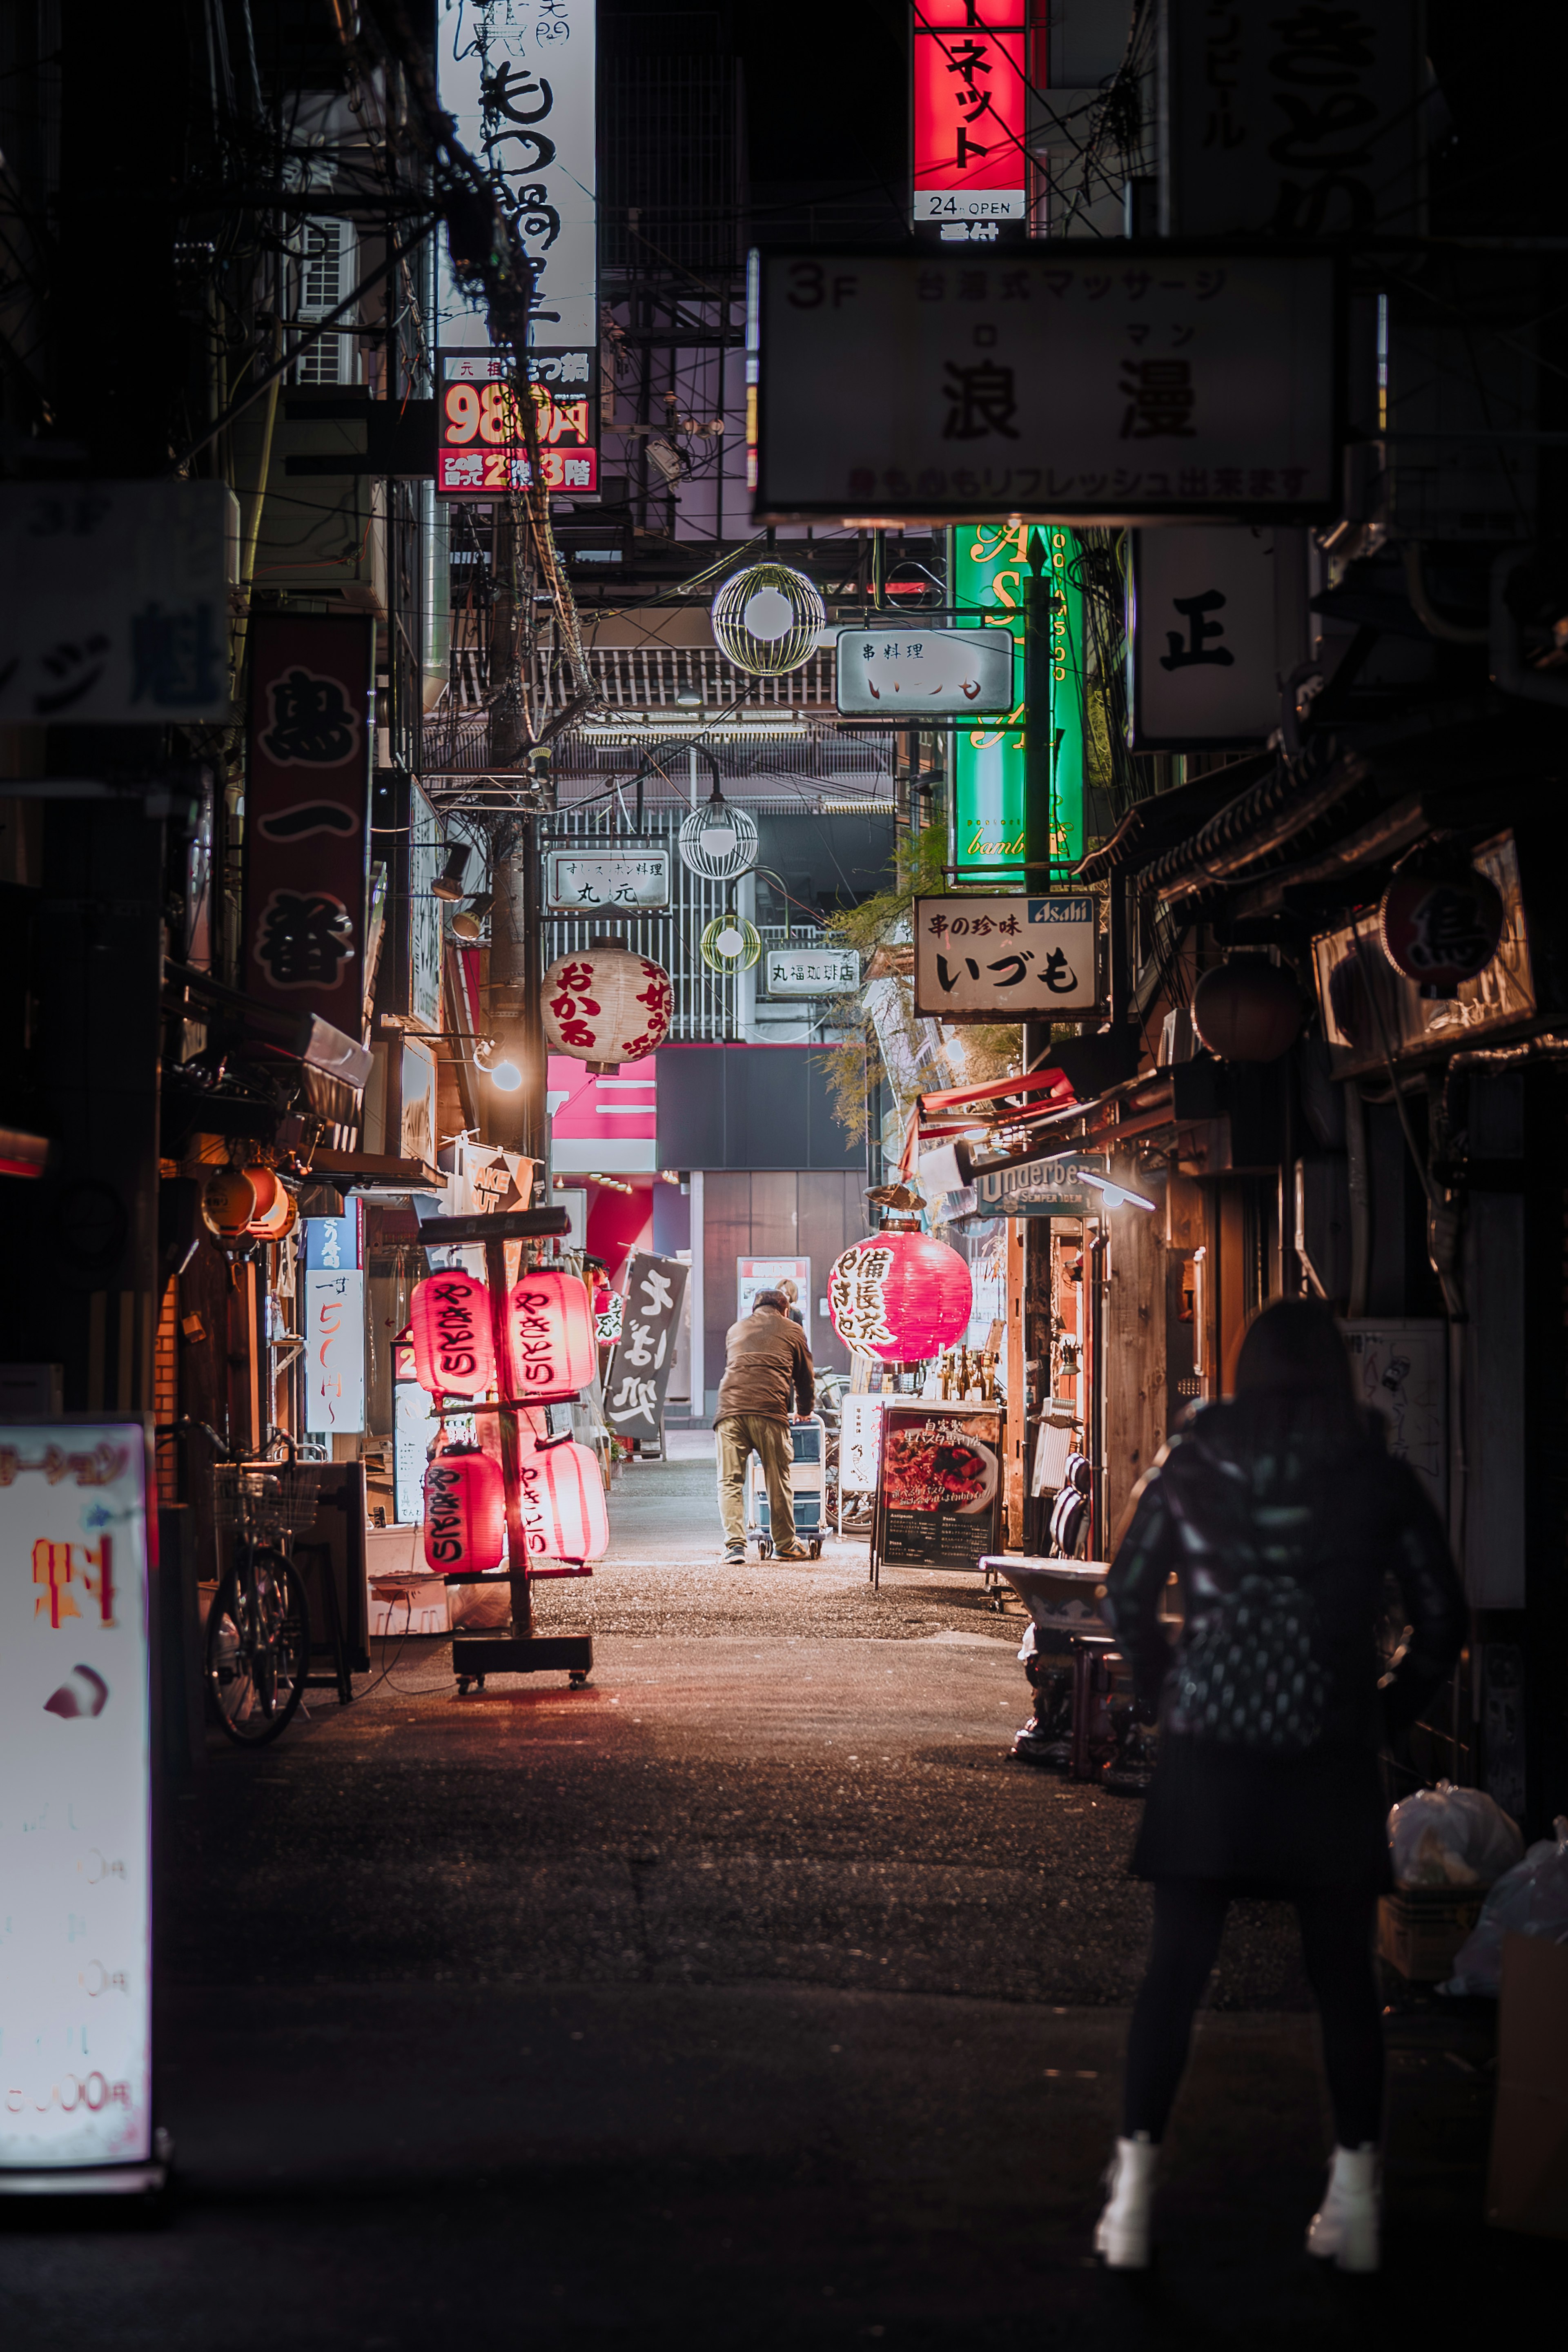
749, 1415, 827, 1559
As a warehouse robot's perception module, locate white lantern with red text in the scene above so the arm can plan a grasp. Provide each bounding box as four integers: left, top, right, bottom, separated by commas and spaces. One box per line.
409, 1270, 496, 1396
422, 1448, 505, 1577
504, 1269, 597, 1401
827, 1232, 973, 1363
541, 940, 673, 1074
515, 1435, 609, 1571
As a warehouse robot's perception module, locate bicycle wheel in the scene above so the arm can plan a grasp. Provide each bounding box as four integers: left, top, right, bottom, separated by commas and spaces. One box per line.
206, 1546, 311, 1745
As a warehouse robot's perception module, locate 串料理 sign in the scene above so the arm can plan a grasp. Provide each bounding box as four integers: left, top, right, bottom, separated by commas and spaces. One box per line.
913, 894, 1098, 1020
753, 249, 1338, 524
835, 625, 1013, 716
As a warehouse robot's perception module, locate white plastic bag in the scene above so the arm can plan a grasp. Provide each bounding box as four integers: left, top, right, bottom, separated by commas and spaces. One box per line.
1387, 1781, 1524, 1889
1441, 1817, 1568, 1997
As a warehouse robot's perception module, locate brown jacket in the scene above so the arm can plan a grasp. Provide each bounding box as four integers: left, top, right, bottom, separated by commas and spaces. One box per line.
716, 1305, 814, 1423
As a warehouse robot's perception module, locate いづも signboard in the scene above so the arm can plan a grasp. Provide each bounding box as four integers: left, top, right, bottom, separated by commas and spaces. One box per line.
913, 894, 1099, 1020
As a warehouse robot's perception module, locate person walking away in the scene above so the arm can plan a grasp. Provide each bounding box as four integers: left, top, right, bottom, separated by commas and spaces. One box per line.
715, 1287, 814, 1563
1093, 1298, 1464, 2274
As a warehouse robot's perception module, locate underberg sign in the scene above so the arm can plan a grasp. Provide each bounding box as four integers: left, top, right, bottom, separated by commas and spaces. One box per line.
964, 1147, 1107, 1218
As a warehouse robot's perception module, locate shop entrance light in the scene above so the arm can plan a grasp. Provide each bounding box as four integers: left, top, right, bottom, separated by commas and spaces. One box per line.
474, 1040, 523, 1091
431, 844, 472, 903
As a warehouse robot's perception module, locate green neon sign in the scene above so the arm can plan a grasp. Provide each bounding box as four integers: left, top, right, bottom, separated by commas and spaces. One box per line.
950, 524, 1085, 878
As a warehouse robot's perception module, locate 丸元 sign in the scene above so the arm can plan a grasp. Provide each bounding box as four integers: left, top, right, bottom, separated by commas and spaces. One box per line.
544, 849, 670, 911
913, 894, 1098, 1020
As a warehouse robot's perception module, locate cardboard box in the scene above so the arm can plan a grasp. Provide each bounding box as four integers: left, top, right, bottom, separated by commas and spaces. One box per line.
1488, 1932, 1568, 2238
1377, 1889, 1484, 1981
367, 1572, 448, 1637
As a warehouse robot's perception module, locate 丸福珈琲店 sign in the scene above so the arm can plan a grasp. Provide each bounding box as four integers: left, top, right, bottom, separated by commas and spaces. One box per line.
544, 849, 671, 911
752, 250, 1338, 523
913, 894, 1098, 1020
764, 947, 860, 998
835, 625, 1013, 716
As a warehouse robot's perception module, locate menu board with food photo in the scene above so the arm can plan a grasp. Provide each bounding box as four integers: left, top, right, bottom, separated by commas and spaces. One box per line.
876, 1405, 1002, 1569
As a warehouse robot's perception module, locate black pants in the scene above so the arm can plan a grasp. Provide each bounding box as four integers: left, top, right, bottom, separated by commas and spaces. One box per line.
1123, 1879, 1383, 2146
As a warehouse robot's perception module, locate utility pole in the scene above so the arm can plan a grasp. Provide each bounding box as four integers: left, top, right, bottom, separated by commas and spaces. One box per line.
1021, 527, 1053, 1074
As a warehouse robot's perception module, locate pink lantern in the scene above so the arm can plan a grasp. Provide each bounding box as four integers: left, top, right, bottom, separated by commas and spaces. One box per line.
422, 1448, 506, 1576
541, 941, 673, 1074
827, 1232, 972, 1362
516, 1435, 609, 1571
409, 1271, 496, 1396
504, 1269, 597, 1400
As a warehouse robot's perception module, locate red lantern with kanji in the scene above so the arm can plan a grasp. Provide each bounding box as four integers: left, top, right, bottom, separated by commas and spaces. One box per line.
422, 1448, 505, 1576
515, 1435, 609, 1570
1379, 859, 1503, 1000
504, 1269, 597, 1400
541, 940, 673, 1074
409, 1270, 496, 1396
827, 1232, 972, 1362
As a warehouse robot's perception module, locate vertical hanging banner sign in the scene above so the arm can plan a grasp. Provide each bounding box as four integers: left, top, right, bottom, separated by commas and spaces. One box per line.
913, 1, 1028, 238
1043, 526, 1087, 868
0, 1420, 158, 2186
302, 1214, 366, 1437
244, 614, 372, 1038
951, 524, 1084, 874
438, 0, 597, 356
604, 1253, 690, 1443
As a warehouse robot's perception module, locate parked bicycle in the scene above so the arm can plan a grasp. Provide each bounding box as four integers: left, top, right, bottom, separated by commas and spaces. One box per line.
166, 1423, 321, 1746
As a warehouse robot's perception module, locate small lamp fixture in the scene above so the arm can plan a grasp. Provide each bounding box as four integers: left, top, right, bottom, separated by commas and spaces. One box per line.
675, 686, 704, 708
451, 890, 494, 943
431, 844, 472, 903
474, 1040, 523, 1092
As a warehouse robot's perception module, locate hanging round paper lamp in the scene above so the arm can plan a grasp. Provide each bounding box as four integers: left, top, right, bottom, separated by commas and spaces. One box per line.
409, 1270, 496, 1396
1191, 958, 1301, 1062
422, 1448, 505, 1577
699, 913, 762, 974
678, 795, 759, 882
516, 1436, 610, 1566
1379, 852, 1503, 1000
827, 1232, 973, 1363
246, 1172, 298, 1241
505, 1269, 597, 1400
710, 561, 824, 676
541, 941, 673, 1074
201, 1169, 258, 1241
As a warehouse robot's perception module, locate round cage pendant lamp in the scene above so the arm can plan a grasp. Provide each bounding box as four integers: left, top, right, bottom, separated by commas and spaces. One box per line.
699, 913, 762, 975
710, 561, 824, 677
827, 1232, 973, 1363
678, 792, 759, 883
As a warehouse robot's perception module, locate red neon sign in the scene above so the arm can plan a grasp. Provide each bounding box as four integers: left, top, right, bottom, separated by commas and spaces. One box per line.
913, 1, 1028, 223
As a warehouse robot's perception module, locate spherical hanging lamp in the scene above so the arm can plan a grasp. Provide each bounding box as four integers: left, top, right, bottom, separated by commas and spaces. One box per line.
541, 939, 673, 1074
678, 793, 759, 883
409, 1270, 497, 1397
202, 1169, 258, 1241
827, 1232, 973, 1363
699, 913, 762, 975
1191, 958, 1302, 1063
504, 1269, 597, 1401
516, 1435, 610, 1569
710, 561, 824, 677
422, 1447, 506, 1576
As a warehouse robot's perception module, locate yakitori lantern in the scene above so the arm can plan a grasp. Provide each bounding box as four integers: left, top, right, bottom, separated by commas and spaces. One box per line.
541, 941, 673, 1074
422, 1448, 505, 1577
516, 1436, 609, 1570
247, 1173, 298, 1242
201, 1169, 258, 1240
1192, 957, 1301, 1063
505, 1269, 597, 1400
827, 1232, 973, 1363
1379, 857, 1503, 1000
409, 1270, 496, 1396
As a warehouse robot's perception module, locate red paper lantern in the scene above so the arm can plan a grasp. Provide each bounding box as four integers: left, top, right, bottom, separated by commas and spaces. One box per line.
1379, 864, 1503, 999
409, 1271, 496, 1396
1191, 958, 1301, 1062
541, 941, 673, 1074
422, 1448, 505, 1576
827, 1232, 972, 1363
515, 1436, 609, 1569
505, 1269, 597, 1400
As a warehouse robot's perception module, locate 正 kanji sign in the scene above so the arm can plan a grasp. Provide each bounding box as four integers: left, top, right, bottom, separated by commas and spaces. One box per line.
764, 947, 861, 999
753, 249, 1339, 523
835, 625, 1013, 715
1128, 525, 1308, 748
913, 1, 1027, 236
436, 350, 598, 497
913, 894, 1099, 1020
0, 481, 236, 724
244, 615, 372, 1034
544, 849, 671, 911
604, 1253, 689, 1442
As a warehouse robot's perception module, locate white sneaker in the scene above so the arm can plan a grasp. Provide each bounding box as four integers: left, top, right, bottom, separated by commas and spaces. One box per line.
1093, 2133, 1157, 2269
1306, 2143, 1380, 2272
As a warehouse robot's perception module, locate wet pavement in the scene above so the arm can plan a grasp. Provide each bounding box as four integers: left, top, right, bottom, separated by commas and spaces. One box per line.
1, 1448, 1547, 2345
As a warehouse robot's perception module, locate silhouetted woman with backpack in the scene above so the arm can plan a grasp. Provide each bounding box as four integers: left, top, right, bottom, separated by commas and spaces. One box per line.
1095, 1298, 1464, 2274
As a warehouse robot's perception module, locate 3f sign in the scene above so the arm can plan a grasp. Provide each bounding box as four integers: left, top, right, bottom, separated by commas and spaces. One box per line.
785, 264, 859, 310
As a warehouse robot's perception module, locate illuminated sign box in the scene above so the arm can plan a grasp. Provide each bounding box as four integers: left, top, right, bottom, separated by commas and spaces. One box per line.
913, 0, 1027, 231
753, 249, 1339, 525
437, 352, 599, 499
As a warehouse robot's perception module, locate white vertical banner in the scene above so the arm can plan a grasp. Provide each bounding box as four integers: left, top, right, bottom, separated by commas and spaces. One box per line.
303, 1270, 367, 1436
1127, 526, 1309, 749
438, 0, 598, 354
0, 1420, 155, 2178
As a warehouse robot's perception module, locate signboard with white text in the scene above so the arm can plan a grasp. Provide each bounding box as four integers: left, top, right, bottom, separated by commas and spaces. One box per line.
913, 2, 1027, 234
437, 351, 599, 498
303, 1270, 366, 1435
754, 249, 1339, 524
0, 1419, 154, 2177
835, 625, 1014, 716
604, 1254, 690, 1443
913, 894, 1099, 1020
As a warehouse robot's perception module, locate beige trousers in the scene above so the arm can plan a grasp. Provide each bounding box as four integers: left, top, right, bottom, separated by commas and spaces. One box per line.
715, 1415, 797, 1549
